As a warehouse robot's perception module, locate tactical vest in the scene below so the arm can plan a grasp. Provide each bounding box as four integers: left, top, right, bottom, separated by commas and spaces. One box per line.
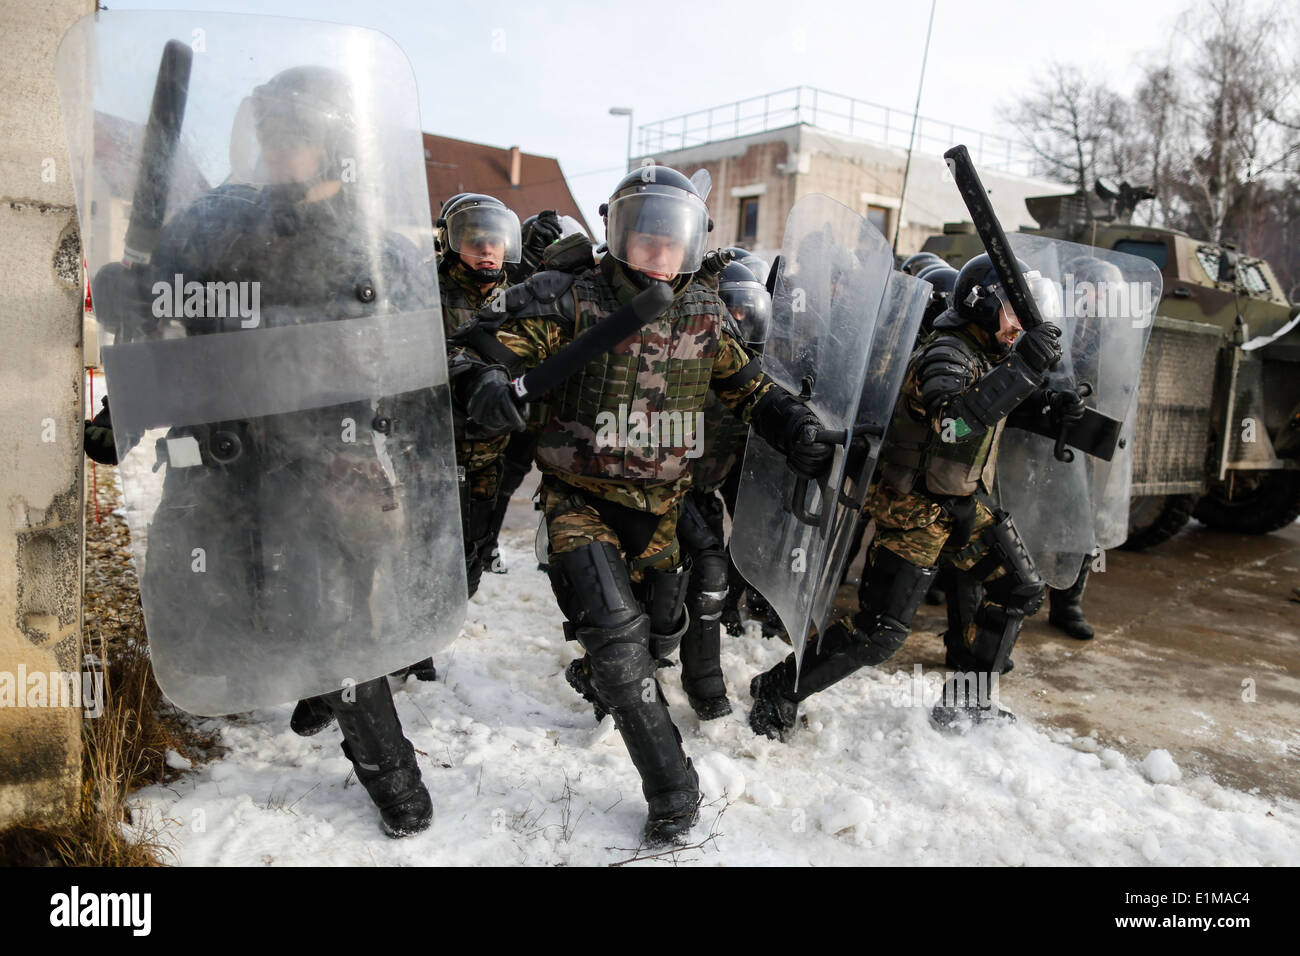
879, 326, 1005, 497
535, 259, 725, 483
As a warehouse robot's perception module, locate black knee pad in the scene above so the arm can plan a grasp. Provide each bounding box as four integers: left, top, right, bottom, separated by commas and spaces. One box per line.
642, 559, 692, 658
984, 569, 1046, 616
548, 540, 642, 630
578, 614, 654, 707
687, 548, 729, 622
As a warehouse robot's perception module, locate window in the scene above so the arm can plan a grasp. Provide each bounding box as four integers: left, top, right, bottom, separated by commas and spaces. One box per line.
738, 197, 759, 245
1113, 239, 1168, 271
867, 204, 889, 235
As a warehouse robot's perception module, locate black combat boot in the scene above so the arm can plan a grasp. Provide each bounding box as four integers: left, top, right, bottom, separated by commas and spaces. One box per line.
582, 615, 700, 846
390, 657, 437, 683
748, 655, 800, 741
325, 677, 432, 838
930, 669, 1015, 730
932, 600, 1023, 730
290, 694, 336, 737
681, 616, 732, 720
1048, 562, 1093, 640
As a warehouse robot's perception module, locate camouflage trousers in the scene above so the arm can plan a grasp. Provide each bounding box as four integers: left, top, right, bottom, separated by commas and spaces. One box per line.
823, 480, 1010, 653
539, 475, 681, 582
864, 480, 1001, 574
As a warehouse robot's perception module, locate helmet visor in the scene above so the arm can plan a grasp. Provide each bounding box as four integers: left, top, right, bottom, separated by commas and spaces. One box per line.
447, 204, 522, 265
606, 192, 708, 276
720, 284, 772, 346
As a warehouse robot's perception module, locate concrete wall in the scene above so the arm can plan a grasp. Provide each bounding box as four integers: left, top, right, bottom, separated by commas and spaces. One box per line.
0, 0, 97, 829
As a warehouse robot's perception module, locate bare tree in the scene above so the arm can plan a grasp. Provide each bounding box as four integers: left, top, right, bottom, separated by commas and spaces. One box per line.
1011, 63, 1124, 195
1168, 0, 1296, 244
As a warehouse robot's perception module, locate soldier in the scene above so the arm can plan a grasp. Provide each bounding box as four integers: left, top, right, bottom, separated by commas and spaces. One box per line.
96, 65, 439, 836
452, 165, 833, 843
436, 192, 521, 598
749, 253, 1086, 738
482, 214, 599, 575
675, 260, 773, 719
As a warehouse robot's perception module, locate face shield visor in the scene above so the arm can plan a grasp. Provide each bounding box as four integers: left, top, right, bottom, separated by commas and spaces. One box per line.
446, 203, 522, 265
229, 72, 354, 187
720, 283, 773, 346
606, 191, 709, 277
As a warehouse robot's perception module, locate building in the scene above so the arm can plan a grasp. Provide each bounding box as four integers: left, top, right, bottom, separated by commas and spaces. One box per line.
423, 133, 591, 235
633, 86, 1071, 260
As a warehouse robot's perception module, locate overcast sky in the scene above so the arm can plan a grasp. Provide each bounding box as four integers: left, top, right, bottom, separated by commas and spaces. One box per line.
101, 0, 1231, 228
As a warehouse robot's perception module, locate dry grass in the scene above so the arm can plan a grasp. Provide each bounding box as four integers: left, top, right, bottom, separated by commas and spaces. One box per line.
0, 456, 216, 866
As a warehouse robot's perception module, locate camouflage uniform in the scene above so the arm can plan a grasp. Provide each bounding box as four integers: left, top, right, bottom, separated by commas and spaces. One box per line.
456, 248, 825, 841
750, 311, 1053, 738
439, 256, 509, 594
494, 255, 771, 573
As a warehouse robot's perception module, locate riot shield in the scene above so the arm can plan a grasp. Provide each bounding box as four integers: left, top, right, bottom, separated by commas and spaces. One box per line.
57, 11, 464, 715
994, 234, 1160, 586
731, 196, 924, 666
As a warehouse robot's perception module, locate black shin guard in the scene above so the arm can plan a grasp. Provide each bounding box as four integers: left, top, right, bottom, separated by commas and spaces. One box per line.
793, 550, 936, 701
324, 677, 430, 837
680, 548, 731, 715
641, 560, 692, 659
576, 614, 699, 843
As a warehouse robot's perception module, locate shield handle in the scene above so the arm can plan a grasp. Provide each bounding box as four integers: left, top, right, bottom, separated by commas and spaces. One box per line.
1052, 382, 1093, 463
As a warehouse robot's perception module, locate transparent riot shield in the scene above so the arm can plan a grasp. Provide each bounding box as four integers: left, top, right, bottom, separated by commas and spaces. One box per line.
994, 234, 1161, 586
731, 197, 916, 666
57, 11, 464, 715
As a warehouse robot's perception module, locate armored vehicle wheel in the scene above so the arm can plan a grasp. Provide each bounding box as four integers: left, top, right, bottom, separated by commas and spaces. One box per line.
1119, 494, 1195, 551
1193, 471, 1300, 535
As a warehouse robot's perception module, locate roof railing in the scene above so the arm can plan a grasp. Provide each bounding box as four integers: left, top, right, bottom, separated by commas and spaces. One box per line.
637, 85, 1037, 177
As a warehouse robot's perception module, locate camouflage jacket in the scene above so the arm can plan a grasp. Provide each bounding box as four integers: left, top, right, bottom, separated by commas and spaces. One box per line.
878, 320, 1009, 498
490, 256, 772, 513
440, 258, 510, 470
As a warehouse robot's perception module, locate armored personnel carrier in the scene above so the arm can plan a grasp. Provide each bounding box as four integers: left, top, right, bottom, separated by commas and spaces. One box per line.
921, 181, 1300, 549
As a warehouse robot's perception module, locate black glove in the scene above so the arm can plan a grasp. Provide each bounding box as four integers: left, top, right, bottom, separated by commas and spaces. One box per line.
1046, 387, 1086, 427
465, 365, 527, 434
83, 396, 118, 465
1013, 322, 1063, 373
700, 248, 735, 279
752, 387, 834, 480
524, 211, 564, 261
788, 420, 833, 479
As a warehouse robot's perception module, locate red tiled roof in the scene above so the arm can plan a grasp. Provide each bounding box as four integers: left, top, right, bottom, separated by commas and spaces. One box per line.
423, 133, 592, 236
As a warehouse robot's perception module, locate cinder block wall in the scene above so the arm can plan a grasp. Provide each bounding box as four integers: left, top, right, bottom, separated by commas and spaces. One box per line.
0, 0, 98, 829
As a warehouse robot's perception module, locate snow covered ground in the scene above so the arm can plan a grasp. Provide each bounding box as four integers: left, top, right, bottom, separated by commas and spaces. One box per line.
128, 523, 1300, 867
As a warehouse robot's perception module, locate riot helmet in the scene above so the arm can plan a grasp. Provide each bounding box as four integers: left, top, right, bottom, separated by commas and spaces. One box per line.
722, 246, 770, 286
600, 165, 711, 278
718, 261, 772, 347
902, 251, 944, 276
953, 252, 1036, 332
239, 65, 357, 190
915, 261, 951, 283
438, 193, 521, 281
